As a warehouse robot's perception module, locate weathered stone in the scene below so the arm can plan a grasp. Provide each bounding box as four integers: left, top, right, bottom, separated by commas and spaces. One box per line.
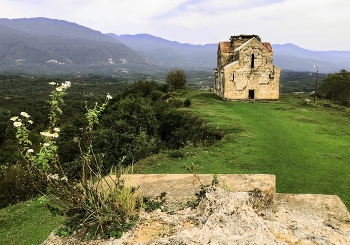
42, 175, 350, 245
214, 34, 280, 100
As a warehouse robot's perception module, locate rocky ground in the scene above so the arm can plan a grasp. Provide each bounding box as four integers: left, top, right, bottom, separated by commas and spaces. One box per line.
42, 174, 350, 245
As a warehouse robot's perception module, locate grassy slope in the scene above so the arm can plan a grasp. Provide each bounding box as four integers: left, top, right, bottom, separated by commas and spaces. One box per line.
0, 198, 64, 245
137, 91, 350, 208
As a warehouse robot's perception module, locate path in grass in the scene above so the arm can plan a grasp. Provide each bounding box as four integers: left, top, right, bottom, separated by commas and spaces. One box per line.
138, 92, 350, 208
197, 93, 350, 207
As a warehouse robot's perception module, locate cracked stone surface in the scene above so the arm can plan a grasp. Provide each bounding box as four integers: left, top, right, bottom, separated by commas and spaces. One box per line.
42, 174, 350, 245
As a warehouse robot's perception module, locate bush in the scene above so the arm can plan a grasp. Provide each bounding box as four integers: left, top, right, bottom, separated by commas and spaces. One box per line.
0, 163, 44, 208
184, 98, 191, 107
167, 150, 185, 159
158, 110, 224, 149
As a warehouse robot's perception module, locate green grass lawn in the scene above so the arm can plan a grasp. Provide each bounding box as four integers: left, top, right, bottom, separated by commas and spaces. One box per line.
137, 91, 350, 209
0, 198, 64, 245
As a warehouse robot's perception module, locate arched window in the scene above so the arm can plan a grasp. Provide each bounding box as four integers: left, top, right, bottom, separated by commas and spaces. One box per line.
251, 54, 255, 68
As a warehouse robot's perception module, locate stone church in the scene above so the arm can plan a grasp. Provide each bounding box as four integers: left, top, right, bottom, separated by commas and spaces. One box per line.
214, 34, 280, 100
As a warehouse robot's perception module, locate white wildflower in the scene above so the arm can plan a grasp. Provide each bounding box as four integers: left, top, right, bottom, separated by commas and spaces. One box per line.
53, 127, 60, 132
10, 116, 18, 121
61, 176, 68, 182
47, 173, 59, 181
40, 131, 51, 137
27, 149, 34, 153
20, 112, 30, 118
43, 143, 50, 147
49, 82, 56, 85
13, 121, 22, 127
63, 81, 71, 88
106, 93, 113, 100
52, 132, 59, 138
56, 87, 63, 92
28, 120, 33, 124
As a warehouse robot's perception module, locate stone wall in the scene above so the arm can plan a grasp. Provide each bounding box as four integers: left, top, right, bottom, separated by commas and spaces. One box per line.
214, 35, 280, 100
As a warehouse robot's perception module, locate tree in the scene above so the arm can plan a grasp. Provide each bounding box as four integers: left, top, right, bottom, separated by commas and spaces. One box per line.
94, 95, 159, 167
166, 69, 187, 91
318, 69, 350, 106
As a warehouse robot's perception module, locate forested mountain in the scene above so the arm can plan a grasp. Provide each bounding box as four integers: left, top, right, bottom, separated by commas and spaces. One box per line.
1, 17, 350, 76
0, 18, 162, 75
107, 33, 216, 70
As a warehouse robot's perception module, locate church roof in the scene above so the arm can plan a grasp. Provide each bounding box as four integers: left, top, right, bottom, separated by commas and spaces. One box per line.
218, 42, 232, 53
219, 39, 273, 53
261, 42, 273, 52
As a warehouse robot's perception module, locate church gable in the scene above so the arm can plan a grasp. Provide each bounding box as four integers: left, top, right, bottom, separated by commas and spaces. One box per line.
214, 34, 280, 100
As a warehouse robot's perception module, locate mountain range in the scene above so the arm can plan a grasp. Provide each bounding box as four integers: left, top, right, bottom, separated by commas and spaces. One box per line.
0, 17, 349, 76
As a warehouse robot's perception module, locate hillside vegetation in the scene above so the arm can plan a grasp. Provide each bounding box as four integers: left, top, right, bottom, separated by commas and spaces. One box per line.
1, 88, 350, 245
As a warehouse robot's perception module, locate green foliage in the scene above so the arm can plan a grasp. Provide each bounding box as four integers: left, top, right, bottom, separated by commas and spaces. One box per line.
185, 164, 218, 209
0, 162, 45, 208
158, 110, 224, 149
53, 174, 139, 240
141, 192, 167, 212
9, 82, 141, 240
167, 150, 185, 159
0, 198, 64, 245
95, 95, 159, 168
279, 70, 326, 93
166, 69, 187, 91
0, 77, 224, 209
318, 69, 350, 106
184, 98, 191, 107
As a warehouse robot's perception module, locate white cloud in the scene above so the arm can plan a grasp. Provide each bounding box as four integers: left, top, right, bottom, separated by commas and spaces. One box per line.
1, 0, 350, 50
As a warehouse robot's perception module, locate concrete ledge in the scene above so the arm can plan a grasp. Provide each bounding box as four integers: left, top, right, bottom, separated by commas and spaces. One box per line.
119, 174, 276, 209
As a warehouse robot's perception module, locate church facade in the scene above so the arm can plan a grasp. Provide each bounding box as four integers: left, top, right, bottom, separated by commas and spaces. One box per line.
214, 34, 280, 100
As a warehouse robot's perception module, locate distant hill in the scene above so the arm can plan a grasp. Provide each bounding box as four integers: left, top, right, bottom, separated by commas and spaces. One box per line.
0, 17, 349, 76
109, 34, 350, 73
107, 33, 216, 71
0, 18, 162, 75
272, 43, 350, 73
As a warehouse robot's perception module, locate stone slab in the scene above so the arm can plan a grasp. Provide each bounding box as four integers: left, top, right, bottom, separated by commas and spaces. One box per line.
119, 174, 276, 209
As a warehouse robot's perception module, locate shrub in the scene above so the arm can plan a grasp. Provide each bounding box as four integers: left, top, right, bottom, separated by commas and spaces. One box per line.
184, 98, 191, 107
158, 110, 224, 149
0, 162, 45, 208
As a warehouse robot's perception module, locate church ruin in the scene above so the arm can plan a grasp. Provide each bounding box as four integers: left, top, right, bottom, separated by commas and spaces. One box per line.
214, 34, 280, 100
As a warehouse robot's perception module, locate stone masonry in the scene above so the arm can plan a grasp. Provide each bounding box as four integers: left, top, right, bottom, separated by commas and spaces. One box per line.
214, 34, 280, 100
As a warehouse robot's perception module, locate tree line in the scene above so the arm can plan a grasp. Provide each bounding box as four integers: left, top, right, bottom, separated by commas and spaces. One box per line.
318, 69, 350, 106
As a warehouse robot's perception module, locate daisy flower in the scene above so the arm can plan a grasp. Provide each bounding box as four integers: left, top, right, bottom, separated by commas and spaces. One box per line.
13, 121, 22, 127
20, 112, 30, 118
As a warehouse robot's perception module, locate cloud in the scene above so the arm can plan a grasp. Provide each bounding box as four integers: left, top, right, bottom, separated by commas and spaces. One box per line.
1, 0, 350, 50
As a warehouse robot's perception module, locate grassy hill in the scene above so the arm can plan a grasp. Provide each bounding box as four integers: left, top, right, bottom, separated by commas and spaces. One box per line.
136, 91, 350, 208
1, 90, 350, 245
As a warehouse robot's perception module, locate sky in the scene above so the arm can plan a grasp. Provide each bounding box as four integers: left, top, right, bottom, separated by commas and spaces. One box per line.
1, 0, 350, 51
